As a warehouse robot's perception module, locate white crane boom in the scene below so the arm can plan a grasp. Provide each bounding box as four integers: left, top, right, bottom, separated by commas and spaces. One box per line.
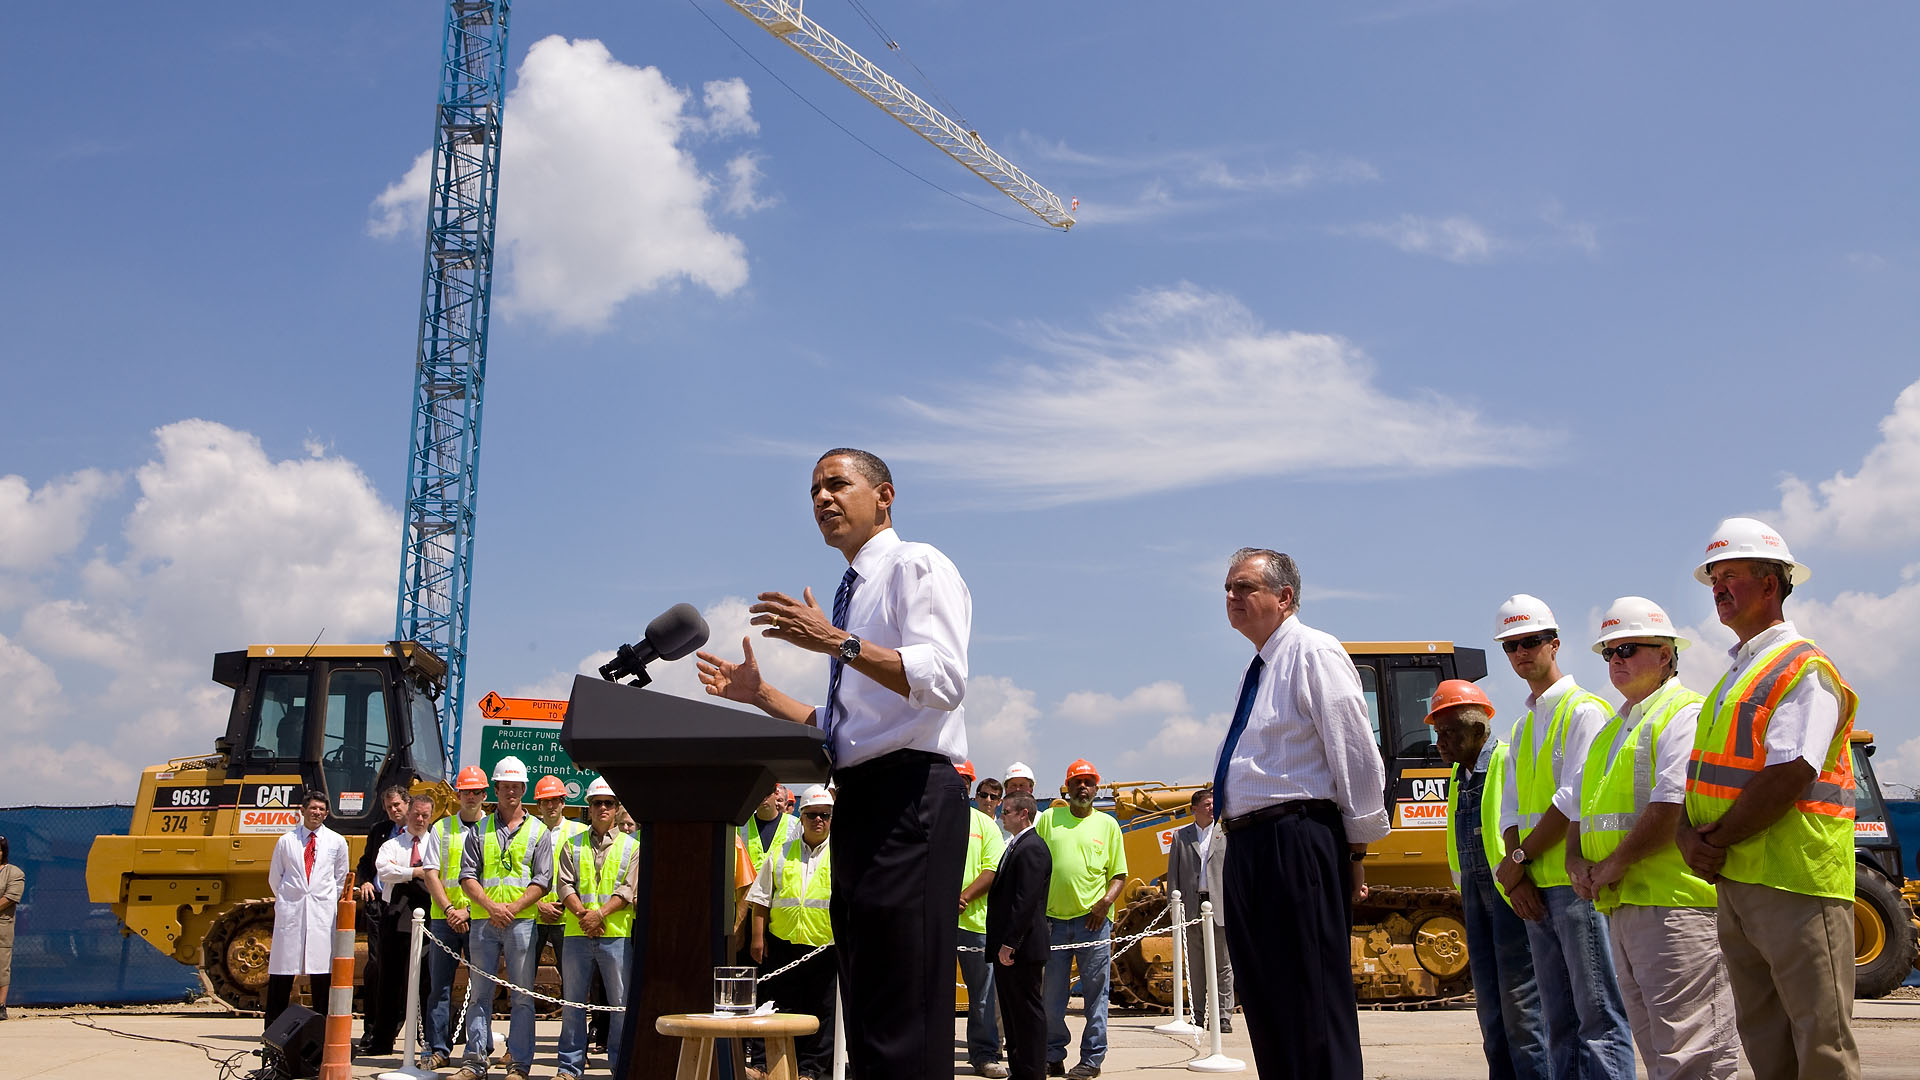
721, 0, 1076, 230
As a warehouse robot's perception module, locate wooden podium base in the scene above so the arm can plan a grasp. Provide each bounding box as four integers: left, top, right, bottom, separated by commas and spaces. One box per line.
618, 821, 732, 1080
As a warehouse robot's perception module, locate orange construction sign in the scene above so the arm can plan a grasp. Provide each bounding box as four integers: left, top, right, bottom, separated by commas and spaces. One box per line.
477, 691, 568, 724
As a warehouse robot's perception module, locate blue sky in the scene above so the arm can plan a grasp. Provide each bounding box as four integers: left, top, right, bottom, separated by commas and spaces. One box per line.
4, 2, 1918, 804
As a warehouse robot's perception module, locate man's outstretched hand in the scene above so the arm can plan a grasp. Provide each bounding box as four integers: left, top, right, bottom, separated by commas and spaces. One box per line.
750, 588, 841, 656
696, 637, 764, 704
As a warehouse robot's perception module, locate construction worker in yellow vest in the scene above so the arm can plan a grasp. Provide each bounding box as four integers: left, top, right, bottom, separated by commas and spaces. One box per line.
1678, 519, 1860, 1080
1488, 594, 1634, 1080
422, 765, 490, 1069
748, 784, 838, 1080
531, 775, 589, 1006
553, 776, 639, 1080
1565, 597, 1738, 1080
1428, 680, 1548, 1080
454, 756, 553, 1080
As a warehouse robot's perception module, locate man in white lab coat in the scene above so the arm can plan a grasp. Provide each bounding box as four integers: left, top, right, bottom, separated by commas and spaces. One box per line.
266, 789, 351, 1031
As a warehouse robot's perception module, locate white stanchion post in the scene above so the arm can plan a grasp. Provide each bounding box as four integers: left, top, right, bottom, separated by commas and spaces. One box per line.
1185, 901, 1244, 1073
1154, 891, 1201, 1036
832, 982, 848, 1080
376, 909, 436, 1080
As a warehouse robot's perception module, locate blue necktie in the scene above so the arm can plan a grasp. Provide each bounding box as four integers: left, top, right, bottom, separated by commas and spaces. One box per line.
1211, 655, 1266, 819
822, 566, 859, 745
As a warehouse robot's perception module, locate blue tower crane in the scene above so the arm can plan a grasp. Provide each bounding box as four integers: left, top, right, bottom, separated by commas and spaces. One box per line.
394, 0, 512, 769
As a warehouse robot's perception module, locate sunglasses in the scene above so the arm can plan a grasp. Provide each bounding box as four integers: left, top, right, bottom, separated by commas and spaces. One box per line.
588, 800, 619, 810
801, 811, 833, 821
1601, 641, 1662, 662
1502, 632, 1556, 653
976, 793, 1002, 801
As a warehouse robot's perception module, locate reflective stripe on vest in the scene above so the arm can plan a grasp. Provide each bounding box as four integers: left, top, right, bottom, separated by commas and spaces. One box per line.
430, 814, 475, 919
1577, 679, 1716, 912
1512, 686, 1613, 889
1685, 637, 1860, 900
1445, 739, 1515, 905
480, 814, 549, 916
767, 836, 833, 948
740, 814, 797, 877
537, 820, 590, 926
564, 830, 636, 938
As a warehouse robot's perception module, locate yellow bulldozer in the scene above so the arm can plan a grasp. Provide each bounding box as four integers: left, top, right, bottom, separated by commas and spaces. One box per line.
1103, 640, 1485, 1008
85, 642, 458, 1010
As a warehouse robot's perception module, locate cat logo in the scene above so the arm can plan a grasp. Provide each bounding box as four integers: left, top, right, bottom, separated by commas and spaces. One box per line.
1409, 778, 1447, 801
251, 784, 297, 808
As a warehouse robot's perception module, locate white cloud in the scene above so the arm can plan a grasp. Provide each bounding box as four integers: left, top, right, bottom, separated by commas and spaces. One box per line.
0, 468, 118, 570
962, 674, 1041, 774
1346, 214, 1497, 264
1016, 137, 1379, 226
1777, 378, 1920, 549
1057, 680, 1192, 727
3, 420, 399, 803
367, 37, 768, 331
883, 283, 1548, 504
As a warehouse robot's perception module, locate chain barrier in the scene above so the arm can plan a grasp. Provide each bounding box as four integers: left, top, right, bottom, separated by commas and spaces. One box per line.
956, 905, 1195, 954
424, 925, 627, 1013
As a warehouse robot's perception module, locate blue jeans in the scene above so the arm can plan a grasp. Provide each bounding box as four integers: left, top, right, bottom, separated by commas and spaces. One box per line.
425, 919, 479, 1058
557, 935, 629, 1077
466, 918, 538, 1072
1525, 885, 1634, 1080
1043, 915, 1110, 1068
956, 929, 1002, 1064
1460, 869, 1549, 1079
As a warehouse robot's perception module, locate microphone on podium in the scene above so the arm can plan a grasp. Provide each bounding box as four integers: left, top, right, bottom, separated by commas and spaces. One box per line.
599, 603, 710, 687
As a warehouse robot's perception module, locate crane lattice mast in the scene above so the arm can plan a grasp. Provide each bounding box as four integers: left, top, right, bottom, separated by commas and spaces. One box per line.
395, 0, 511, 769
721, 0, 1076, 229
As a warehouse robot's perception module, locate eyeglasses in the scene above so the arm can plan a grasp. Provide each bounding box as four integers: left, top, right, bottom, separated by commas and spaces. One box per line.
801, 811, 833, 821
976, 793, 1002, 801
1502, 632, 1556, 653
588, 800, 618, 810
1601, 642, 1661, 662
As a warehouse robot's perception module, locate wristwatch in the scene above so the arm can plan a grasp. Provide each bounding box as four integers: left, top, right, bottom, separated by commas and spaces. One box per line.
838, 635, 862, 662
1509, 848, 1532, 866
1348, 850, 1367, 863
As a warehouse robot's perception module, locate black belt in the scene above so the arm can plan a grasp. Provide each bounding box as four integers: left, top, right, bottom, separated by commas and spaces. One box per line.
1221, 799, 1336, 833
831, 747, 951, 785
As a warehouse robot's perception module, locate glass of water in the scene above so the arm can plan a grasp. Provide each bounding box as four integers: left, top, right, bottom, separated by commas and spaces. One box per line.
714, 966, 756, 1015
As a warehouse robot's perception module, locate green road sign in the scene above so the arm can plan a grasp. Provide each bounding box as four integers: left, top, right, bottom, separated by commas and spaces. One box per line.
477, 723, 595, 806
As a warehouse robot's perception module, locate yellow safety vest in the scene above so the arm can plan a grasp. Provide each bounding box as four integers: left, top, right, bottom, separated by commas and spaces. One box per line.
563, 830, 636, 939
1577, 679, 1716, 913
1511, 685, 1613, 889
1686, 636, 1858, 900
430, 813, 477, 919
739, 814, 797, 876
537, 819, 589, 925
767, 837, 833, 948
478, 814, 550, 917
1446, 740, 1514, 903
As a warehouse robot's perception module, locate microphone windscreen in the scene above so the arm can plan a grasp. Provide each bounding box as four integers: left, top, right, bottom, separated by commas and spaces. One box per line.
645, 603, 710, 661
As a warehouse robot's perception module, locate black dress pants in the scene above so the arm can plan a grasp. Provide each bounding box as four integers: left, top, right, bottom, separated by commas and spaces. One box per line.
1222, 802, 1362, 1080
362, 913, 415, 1046
264, 972, 333, 1033
997, 959, 1047, 1080
829, 749, 968, 1079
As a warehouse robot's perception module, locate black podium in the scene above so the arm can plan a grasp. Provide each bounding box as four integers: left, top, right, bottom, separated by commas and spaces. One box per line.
562, 674, 831, 1080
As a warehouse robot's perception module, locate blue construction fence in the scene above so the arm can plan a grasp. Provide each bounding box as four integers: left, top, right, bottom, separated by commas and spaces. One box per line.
1, 805, 199, 1006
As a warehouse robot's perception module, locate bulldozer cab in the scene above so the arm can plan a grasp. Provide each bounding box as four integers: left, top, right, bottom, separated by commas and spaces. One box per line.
212, 642, 449, 832
1345, 641, 1489, 840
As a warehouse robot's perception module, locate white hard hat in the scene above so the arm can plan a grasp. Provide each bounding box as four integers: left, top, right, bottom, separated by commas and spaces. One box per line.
1592, 596, 1691, 654
585, 775, 616, 800
1693, 517, 1811, 586
491, 755, 529, 784
797, 784, 834, 812
1005, 762, 1035, 783
1493, 594, 1559, 641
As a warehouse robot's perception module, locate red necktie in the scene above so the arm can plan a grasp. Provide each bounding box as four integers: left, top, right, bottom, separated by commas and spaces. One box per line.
410, 836, 421, 867
304, 831, 316, 879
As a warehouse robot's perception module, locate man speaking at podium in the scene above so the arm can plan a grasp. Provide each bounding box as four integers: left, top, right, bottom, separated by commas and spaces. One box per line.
698, 448, 972, 1078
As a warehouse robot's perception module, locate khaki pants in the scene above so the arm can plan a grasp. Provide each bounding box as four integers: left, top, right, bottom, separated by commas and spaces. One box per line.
1608, 904, 1738, 1080
1716, 879, 1858, 1080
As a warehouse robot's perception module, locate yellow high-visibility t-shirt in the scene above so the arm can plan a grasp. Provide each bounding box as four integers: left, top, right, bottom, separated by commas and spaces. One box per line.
1035, 806, 1127, 920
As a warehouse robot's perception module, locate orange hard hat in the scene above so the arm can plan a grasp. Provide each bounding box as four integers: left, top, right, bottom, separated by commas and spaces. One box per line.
1064, 758, 1100, 784
533, 775, 569, 801
454, 765, 489, 792
956, 760, 976, 783
1424, 680, 1495, 725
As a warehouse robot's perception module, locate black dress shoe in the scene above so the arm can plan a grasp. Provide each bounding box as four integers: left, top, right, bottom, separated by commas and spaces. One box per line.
1048, 1063, 1066, 1077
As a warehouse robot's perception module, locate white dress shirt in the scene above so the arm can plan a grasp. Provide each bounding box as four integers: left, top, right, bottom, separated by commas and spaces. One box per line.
375, 825, 441, 902
746, 836, 831, 908
1214, 616, 1391, 843
1719, 621, 1843, 769
1558, 678, 1701, 823
812, 527, 971, 767
1500, 674, 1613, 834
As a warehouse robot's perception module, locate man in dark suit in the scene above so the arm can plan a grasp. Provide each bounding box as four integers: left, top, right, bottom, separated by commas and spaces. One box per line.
987, 791, 1052, 1080
1164, 788, 1233, 1031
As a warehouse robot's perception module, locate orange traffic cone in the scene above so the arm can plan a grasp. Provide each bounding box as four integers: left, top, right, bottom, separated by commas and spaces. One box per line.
318, 874, 358, 1080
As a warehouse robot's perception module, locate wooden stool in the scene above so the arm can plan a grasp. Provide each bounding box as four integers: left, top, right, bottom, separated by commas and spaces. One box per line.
655, 1013, 821, 1080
